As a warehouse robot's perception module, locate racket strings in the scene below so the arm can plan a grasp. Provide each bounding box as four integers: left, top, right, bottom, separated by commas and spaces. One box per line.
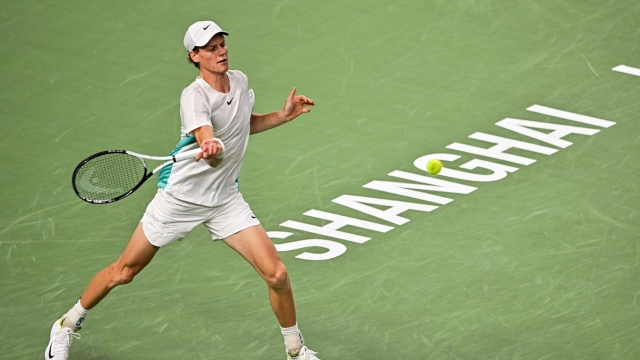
74, 153, 146, 202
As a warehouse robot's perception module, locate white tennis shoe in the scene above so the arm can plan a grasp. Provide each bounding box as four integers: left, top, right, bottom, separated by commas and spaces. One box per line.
44, 318, 80, 360
287, 345, 320, 360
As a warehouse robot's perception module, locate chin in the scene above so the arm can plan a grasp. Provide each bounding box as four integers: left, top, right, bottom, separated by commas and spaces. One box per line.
205, 62, 229, 75
214, 61, 228, 70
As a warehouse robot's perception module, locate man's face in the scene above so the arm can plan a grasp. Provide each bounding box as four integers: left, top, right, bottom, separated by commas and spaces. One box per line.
190, 34, 228, 74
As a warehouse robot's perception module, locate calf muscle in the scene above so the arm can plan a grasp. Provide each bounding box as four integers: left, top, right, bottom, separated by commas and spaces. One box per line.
79, 223, 159, 310
224, 225, 297, 328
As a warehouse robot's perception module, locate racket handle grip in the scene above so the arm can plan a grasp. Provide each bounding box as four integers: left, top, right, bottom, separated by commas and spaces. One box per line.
172, 139, 226, 162
172, 148, 202, 162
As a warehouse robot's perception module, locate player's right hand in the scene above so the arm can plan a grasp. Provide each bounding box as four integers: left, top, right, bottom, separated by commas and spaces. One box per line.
195, 138, 224, 162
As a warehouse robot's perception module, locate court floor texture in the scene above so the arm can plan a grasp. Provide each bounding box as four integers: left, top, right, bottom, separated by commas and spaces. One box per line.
1, 0, 639, 359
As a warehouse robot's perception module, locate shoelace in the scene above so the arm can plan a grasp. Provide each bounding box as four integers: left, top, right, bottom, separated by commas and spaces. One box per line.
52, 328, 81, 356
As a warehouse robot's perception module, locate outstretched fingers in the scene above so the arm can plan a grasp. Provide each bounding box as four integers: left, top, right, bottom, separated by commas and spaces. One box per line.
296, 95, 315, 106
283, 87, 315, 120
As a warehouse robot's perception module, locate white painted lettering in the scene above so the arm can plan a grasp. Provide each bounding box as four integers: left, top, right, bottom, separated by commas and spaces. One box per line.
268, 101, 617, 261
446, 132, 557, 165
527, 105, 616, 128
388, 171, 477, 193
332, 195, 437, 225
280, 210, 393, 243
613, 65, 640, 77
363, 181, 453, 205
267, 232, 346, 261
496, 118, 599, 148
413, 153, 518, 182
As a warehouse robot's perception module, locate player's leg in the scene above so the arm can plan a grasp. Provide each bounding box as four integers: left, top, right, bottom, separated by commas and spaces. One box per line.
64, 223, 159, 328
77, 188, 207, 314
45, 223, 159, 360
45, 189, 204, 360
224, 224, 296, 326
80, 223, 159, 309
223, 225, 319, 359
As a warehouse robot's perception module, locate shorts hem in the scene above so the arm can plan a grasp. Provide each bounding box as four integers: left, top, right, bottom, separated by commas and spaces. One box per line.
213, 220, 261, 241
140, 219, 164, 248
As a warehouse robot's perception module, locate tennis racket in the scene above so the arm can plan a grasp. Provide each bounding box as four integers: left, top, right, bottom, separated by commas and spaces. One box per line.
72, 148, 202, 204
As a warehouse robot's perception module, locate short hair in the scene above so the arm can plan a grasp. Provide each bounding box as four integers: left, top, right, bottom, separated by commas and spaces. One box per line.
187, 47, 201, 69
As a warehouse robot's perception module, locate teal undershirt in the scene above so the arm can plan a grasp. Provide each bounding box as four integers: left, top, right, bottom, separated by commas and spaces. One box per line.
157, 135, 196, 189
157, 135, 240, 191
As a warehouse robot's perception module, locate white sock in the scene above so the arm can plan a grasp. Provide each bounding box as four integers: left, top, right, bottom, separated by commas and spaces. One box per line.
62, 299, 89, 330
281, 323, 305, 355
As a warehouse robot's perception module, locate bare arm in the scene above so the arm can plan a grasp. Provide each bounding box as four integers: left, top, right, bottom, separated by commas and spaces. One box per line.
192, 125, 224, 167
250, 87, 314, 135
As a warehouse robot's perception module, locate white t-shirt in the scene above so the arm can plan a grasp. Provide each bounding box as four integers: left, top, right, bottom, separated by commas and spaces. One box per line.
162, 70, 254, 206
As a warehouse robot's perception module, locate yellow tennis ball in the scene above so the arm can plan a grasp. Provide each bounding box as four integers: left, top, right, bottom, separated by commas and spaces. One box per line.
427, 159, 443, 175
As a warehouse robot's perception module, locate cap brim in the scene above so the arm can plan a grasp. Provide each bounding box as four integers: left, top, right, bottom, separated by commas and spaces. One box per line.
193, 31, 229, 48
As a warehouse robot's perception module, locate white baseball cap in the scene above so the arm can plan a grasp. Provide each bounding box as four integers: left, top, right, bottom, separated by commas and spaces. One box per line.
183, 21, 229, 51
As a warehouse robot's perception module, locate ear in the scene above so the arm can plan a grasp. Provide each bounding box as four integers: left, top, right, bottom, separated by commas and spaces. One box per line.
189, 50, 199, 63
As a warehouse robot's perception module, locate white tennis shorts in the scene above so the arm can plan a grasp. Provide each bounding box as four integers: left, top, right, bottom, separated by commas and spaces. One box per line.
140, 188, 260, 247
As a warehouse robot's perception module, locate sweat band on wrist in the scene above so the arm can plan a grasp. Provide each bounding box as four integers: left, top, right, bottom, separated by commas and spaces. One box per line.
203, 138, 225, 159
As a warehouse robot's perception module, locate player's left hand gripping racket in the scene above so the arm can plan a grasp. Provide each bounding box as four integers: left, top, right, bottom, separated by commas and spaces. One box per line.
72, 148, 202, 204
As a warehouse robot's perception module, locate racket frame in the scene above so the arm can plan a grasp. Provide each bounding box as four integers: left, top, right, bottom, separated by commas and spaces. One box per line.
72, 148, 202, 204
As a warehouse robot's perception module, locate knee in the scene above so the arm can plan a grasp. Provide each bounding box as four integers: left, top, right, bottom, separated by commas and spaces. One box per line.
265, 263, 290, 290
109, 265, 138, 287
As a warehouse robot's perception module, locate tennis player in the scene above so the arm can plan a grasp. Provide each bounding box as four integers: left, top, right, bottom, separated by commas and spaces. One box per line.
45, 20, 318, 360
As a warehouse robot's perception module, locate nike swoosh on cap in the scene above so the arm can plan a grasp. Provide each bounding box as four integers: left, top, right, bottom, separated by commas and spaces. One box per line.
203, 24, 211, 30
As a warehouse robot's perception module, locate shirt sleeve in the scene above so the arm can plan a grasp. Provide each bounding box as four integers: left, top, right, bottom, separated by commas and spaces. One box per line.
180, 90, 212, 136
236, 71, 255, 108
